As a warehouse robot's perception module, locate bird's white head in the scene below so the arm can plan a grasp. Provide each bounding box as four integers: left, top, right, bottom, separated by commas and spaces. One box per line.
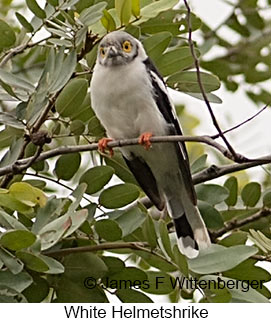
97, 31, 147, 67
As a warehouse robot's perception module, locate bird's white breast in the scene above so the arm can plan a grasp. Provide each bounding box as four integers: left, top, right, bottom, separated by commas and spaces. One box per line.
90, 58, 168, 140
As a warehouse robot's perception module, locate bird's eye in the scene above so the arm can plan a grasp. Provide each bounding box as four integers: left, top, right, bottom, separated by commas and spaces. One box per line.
100, 47, 106, 57
122, 40, 132, 53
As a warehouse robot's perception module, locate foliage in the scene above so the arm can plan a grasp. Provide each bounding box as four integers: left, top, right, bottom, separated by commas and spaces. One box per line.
0, 0, 270, 303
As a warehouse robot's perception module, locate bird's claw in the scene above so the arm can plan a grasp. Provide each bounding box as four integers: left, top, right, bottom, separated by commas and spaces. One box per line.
138, 132, 153, 150
98, 138, 114, 157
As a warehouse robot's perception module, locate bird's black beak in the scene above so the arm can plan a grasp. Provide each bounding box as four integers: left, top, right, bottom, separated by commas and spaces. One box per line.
107, 46, 119, 58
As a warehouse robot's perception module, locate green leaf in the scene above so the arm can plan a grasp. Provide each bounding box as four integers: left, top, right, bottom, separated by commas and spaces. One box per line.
15, 12, 34, 32
70, 119, 85, 135
88, 116, 105, 137
223, 258, 271, 283
131, 0, 140, 17
158, 219, 174, 259
0, 190, 33, 214
107, 266, 147, 285
102, 256, 125, 275
56, 255, 106, 301
249, 229, 271, 253
241, 182, 261, 207
26, 0, 46, 19
219, 232, 248, 247
0, 112, 25, 129
79, 2, 107, 26
115, 0, 132, 25
16, 251, 49, 272
63, 209, 89, 238
70, 94, 94, 122
99, 183, 140, 208
68, 183, 87, 213
198, 201, 224, 229
200, 275, 269, 303
80, 166, 114, 195
104, 152, 138, 185
49, 49, 77, 93
139, 0, 179, 23
140, 9, 201, 35
144, 271, 175, 295
135, 250, 177, 272
0, 19, 16, 50
0, 138, 24, 168
55, 153, 81, 181
101, 9, 116, 31
56, 277, 108, 302
38, 254, 64, 274
86, 43, 99, 69
172, 245, 189, 277
263, 191, 271, 208
55, 79, 88, 117
196, 184, 229, 205
188, 245, 258, 274
143, 32, 172, 65
191, 154, 207, 174
0, 68, 35, 92
63, 253, 108, 279
157, 47, 200, 77
38, 214, 72, 250
9, 182, 47, 207
142, 213, 157, 248
125, 24, 140, 38
61, 0, 81, 10
0, 208, 27, 230
115, 207, 146, 237
167, 71, 220, 93
0, 248, 24, 274
184, 92, 223, 103
23, 274, 49, 303
0, 230, 36, 251
47, 0, 59, 6
0, 270, 33, 293
224, 176, 238, 207
116, 288, 153, 302
32, 197, 64, 234
199, 278, 232, 303
94, 219, 122, 241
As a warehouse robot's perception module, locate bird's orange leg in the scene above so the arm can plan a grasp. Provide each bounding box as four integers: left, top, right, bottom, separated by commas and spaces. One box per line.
98, 138, 114, 157
138, 132, 153, 150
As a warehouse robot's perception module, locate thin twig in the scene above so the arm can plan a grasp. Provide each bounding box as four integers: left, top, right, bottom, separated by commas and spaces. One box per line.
251, 254, 271, 262
44, 241, 149, 257
183, 0, 243, 162
211, 208, 271, 239
211, 104, 269, 139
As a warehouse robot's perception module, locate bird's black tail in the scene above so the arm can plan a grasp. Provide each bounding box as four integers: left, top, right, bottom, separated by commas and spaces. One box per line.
173, 208, 210, 258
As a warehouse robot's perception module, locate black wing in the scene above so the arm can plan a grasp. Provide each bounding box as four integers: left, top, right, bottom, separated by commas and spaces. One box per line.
143, 57, 197, 205
123, 154, 165, 211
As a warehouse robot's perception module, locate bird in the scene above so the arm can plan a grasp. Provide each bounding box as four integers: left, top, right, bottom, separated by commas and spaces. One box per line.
90, 30, 211, 258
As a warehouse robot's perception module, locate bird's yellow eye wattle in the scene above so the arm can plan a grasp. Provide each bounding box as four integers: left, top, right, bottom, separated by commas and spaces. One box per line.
122, 40, 132, 53
100, 47, 106, 57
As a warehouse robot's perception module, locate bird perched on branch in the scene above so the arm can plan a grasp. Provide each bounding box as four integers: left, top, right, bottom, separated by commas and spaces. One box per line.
90, 31, 210, 258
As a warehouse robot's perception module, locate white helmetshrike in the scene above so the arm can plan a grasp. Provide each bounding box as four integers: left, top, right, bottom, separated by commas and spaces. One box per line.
90, 31, 211, 258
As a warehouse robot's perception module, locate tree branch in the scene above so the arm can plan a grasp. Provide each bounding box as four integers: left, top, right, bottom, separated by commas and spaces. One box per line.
210, 208, 271, 239
44, 241, 149, 257
0, 135, 270, 178
192, 158, 271, 184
